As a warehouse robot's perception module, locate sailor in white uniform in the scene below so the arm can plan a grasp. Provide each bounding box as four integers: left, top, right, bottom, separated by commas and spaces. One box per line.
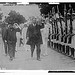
41, 18, 50, 56
23, 23, 30, 51
70, 19, 75, 57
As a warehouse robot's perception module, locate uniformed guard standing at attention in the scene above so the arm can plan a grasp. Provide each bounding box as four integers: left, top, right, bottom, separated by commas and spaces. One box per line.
69, 4, 75, 58
71, 16, 75, 58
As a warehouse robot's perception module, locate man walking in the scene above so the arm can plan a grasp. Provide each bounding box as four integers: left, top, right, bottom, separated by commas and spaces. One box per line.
26, 18, 44, 61
5, 23, 21, 61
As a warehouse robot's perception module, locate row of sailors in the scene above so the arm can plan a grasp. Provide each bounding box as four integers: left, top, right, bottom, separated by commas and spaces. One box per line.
48, 13, 75, 59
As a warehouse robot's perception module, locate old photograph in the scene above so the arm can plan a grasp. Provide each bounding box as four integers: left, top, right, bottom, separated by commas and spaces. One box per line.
0, 2, 75, 70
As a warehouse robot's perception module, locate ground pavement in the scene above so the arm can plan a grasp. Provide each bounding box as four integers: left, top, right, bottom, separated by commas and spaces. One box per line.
1, 37, 75, 70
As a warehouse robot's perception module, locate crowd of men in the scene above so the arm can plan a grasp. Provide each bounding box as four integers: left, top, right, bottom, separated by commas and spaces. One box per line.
1, 4, 75, 62
1, 16, 49, 61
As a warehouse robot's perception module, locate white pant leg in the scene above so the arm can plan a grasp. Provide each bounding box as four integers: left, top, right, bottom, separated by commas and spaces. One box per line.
23, 27, 30, 51
43, 37, 48, 55
16, 32, 20, 51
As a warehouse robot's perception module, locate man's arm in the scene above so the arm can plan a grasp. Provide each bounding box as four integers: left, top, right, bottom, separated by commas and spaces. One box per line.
15, 25, 21, 32
39, 22, 44, 29
15, 28, 21, 32
26, 27, 29, 39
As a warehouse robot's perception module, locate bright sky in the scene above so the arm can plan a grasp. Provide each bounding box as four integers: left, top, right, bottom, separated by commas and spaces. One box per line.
0, 4, 41, 20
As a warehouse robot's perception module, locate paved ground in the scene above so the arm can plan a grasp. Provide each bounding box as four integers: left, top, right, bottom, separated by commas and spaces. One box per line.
1, 37, 75, 70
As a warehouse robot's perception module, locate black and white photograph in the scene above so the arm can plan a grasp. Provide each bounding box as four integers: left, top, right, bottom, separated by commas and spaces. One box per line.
0, 2, 75, 71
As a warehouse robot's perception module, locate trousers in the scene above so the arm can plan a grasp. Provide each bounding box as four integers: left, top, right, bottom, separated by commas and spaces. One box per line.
30, 43, 41, 59
8, 42, 16, 58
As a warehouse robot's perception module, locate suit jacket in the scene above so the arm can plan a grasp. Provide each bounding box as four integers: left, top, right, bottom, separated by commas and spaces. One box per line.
5, 27, 20, 44
26, 23, 44, 45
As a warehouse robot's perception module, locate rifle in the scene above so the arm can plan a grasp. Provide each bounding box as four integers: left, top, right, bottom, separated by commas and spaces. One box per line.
51, 18, 54, 39
60, 16, 64, 42
56, 18, 59, 40
52, 7, 57, 39
57, 5, 64, 42
68, 4, 73, 44
51, 7, 55, 39
64, 4, 68, 43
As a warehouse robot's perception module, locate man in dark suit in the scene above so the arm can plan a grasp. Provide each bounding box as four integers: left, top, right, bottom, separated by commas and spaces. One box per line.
26, 18, 44, 61
5, 23, 21, 61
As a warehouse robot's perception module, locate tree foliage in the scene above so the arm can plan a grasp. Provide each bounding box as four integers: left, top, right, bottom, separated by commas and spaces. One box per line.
5, 10, 26, 25
38, 3, 75, 17
39, 3, 58, 17
39, 4, 51, 15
